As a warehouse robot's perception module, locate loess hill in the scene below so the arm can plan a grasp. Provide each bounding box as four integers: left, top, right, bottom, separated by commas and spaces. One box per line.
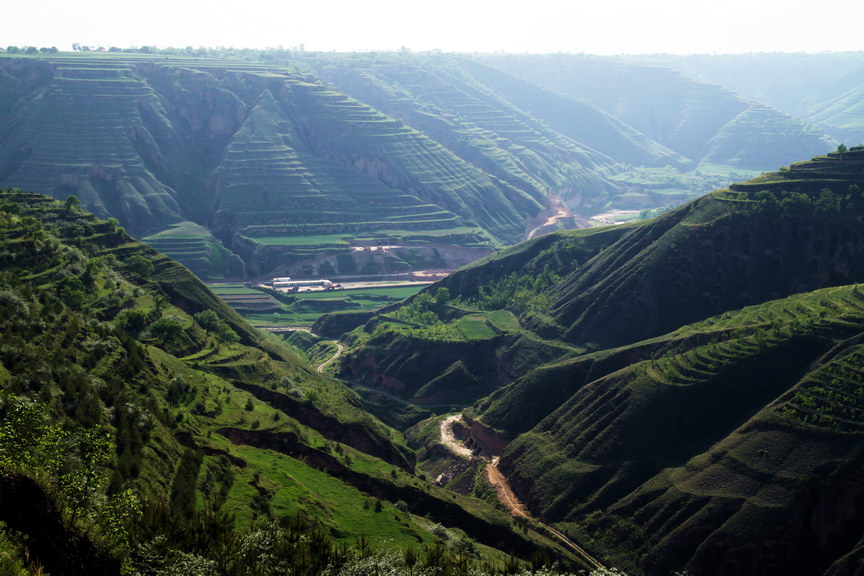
0, 52, 838, 279
0, 190, 581, 575
331, 149, 864, 575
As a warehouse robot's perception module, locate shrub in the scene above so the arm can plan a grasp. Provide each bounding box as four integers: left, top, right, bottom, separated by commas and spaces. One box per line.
127, 255, 154, 278
150, 316, 185, 346
193, 310, 239, 343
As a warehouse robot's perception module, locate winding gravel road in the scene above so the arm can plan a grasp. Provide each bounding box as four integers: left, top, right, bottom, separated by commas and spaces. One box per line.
317, 342, 344, 373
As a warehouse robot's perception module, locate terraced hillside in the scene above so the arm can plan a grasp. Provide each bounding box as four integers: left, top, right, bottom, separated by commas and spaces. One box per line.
0, 190, 580, 573
501, 282, 864, 576
0, 58, 183, 231
141, 220, 243, 278
313, 55, 787, 214
0, 54, 589, 279
327, 148, 864, 574
0, 52, 840, 280
801, 64, 864, 144
0, 55, 539, 278
313, 55, 674, 213
632, 52, 864, 116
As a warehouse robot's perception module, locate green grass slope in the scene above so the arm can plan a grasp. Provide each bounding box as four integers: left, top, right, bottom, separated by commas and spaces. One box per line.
0, 190, 574, 572
334, 149, 864, 574
464, 149, 864, 436
334, 223, 637, 408
339, 149, 864, 417
547, 149, 864, 350
501, 283, 864, 575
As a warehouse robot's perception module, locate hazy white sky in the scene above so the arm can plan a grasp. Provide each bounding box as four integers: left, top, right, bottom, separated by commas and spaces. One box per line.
7, 0, 864, 54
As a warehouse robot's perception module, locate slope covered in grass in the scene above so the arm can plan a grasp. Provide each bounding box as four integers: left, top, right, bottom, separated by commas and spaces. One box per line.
333, 148, 864, 575
337, 151, 864, 410
0, 190, 576, 573
502, 283, 864, 575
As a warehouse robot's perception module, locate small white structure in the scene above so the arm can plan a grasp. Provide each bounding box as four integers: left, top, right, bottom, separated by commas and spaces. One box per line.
272, 278, 333, 289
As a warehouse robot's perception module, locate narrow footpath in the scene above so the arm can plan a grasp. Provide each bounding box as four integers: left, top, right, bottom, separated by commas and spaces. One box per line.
439, 413, 606, 571
317, 342, 344, 373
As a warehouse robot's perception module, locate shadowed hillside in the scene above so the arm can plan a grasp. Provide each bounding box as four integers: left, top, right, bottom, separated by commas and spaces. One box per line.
331, 148, 864, 574
502, 282, 864, 576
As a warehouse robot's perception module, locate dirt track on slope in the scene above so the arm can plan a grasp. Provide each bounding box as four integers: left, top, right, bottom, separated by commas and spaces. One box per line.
317, 342, 344, 373
439, 414, 474, 459
439, 413, 606, 571
485, 457, 531, 519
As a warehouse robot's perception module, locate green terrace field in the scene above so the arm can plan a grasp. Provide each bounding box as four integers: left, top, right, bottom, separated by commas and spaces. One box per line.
243, 234, 354, 247
243, 226, 494, 248
208, 282, 428, 327
452, 310, 522, 340
605, 163, 764, 211
142, 221, 235, 278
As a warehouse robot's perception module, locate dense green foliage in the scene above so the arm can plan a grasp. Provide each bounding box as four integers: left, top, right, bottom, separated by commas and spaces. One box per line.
0, 191, 580, 574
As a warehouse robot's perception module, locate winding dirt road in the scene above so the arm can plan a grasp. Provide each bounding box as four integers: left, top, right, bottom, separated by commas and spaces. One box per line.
439, 413, 606, 571
485, 457, 531, 519
317, 342, 344, 373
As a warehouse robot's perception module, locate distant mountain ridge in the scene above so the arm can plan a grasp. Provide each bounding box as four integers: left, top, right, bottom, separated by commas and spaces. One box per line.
477, 54, 836, 169
0, 52, 841, 279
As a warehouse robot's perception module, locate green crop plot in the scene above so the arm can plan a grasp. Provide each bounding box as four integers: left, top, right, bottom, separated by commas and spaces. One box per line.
243, 234, 353, 246
295, 285, 425, 304
208, 283, 428, 327
455, 316, 498, 340
208, 283, 264, 296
